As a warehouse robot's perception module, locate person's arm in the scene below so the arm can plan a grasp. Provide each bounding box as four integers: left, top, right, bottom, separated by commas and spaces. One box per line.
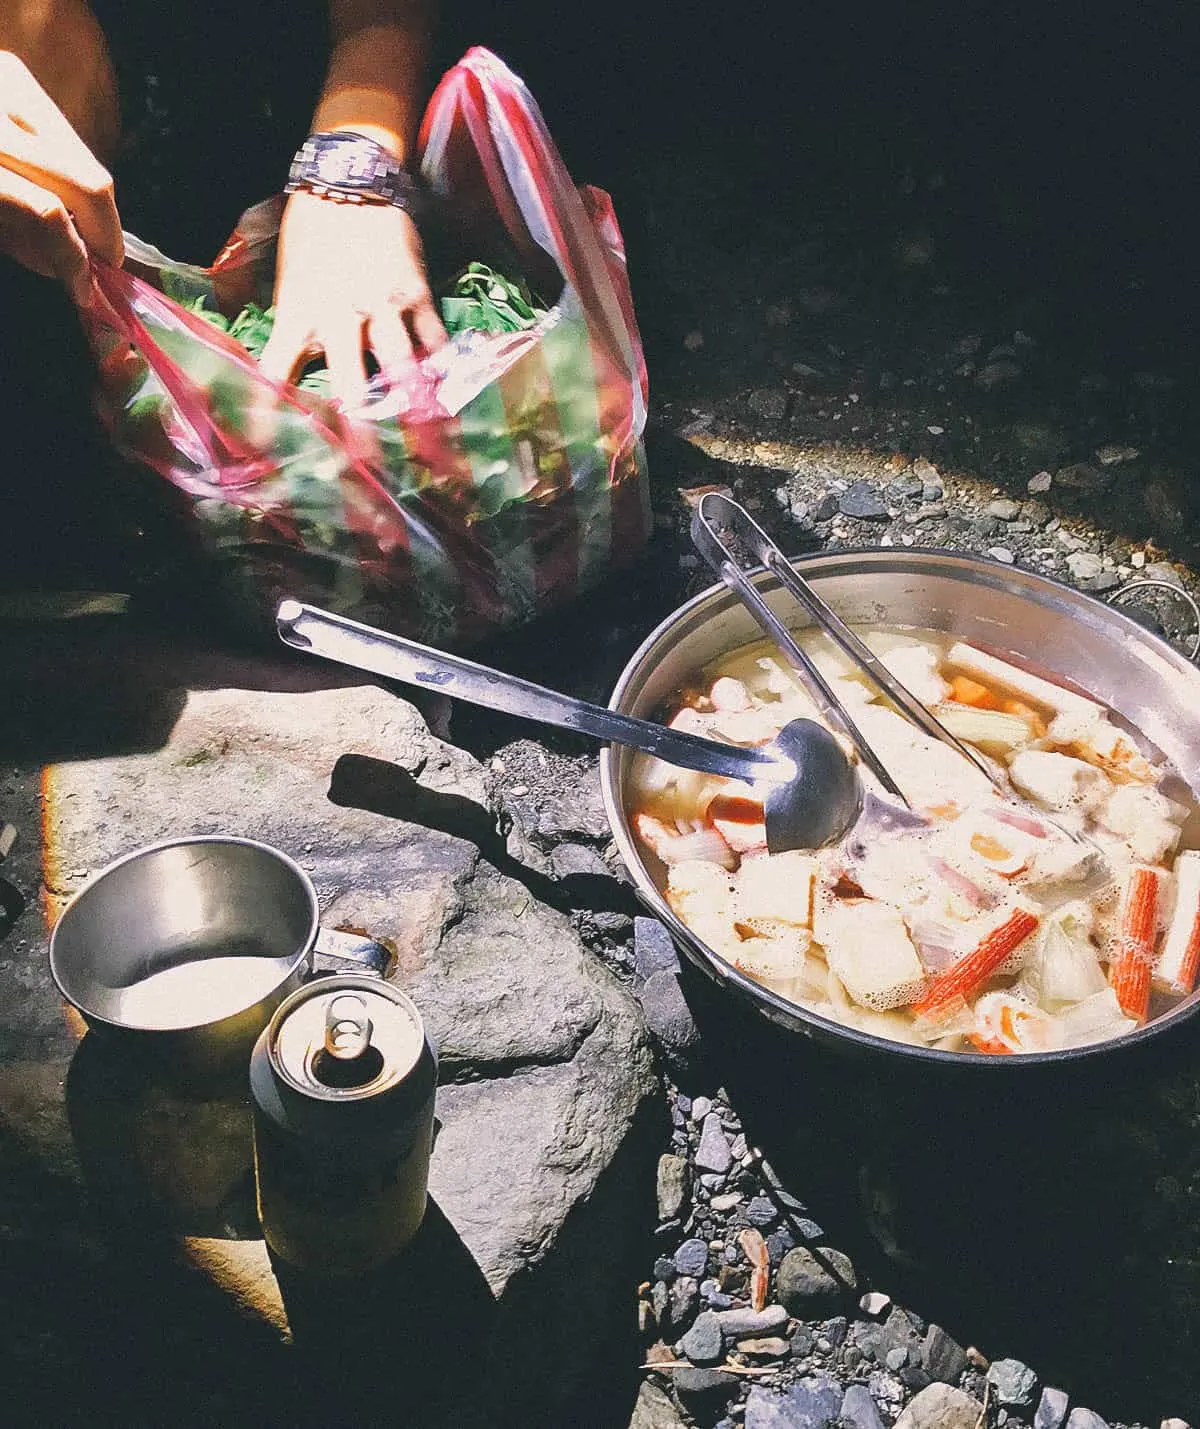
310, 0, 436, 164
258, 0, 447, 407
0, 46, 122, 305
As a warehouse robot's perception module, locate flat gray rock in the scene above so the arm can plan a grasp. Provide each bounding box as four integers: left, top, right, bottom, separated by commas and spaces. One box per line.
0, 649, 658, 1427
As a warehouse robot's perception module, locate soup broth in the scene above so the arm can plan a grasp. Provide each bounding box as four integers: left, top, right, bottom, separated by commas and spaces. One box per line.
629, 626, 1200, 1055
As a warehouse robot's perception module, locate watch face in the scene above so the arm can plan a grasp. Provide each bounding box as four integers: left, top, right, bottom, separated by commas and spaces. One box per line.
289, 133, 415, 209
321, 138, 377, 186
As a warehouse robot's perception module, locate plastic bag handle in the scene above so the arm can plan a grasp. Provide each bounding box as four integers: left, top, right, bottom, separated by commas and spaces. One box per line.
420, 49, 646, 412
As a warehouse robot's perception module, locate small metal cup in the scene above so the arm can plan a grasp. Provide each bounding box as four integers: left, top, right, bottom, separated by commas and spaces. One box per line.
49, 836, 389, 1078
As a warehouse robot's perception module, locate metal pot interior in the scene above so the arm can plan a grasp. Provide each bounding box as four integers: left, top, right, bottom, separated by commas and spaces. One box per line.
601, 549, 1200, 1064
50, 837, 318, 1035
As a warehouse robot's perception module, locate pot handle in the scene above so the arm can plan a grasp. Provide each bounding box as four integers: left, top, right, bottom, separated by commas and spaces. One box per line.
1107, 580, 1200, 663
310, 926, 393, 979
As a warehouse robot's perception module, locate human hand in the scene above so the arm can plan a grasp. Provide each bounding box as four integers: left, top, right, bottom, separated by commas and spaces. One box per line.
259, 190, 448, 409
0, 51, 122, 304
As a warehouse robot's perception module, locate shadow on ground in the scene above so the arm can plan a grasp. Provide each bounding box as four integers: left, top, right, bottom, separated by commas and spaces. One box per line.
677, 960, 1200, 1422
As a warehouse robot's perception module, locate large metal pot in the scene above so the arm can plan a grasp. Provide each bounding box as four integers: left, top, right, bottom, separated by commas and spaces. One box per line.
600, 549, 1200, 1066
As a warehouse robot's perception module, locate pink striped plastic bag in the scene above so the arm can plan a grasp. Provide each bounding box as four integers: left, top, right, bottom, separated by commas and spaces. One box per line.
79, 48, 650, 645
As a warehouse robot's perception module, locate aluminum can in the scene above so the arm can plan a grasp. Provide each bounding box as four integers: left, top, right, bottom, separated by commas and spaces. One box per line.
250, 975, 437, 1275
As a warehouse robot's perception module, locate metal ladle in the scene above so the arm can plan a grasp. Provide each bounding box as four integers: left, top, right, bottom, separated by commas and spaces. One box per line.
275, 600, 862, 852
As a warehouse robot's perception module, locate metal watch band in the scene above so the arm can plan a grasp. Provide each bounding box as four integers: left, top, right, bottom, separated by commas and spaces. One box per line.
286, 131, 422, 211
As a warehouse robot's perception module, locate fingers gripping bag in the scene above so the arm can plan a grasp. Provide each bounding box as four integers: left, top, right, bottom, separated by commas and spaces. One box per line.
78, 48, 651, 645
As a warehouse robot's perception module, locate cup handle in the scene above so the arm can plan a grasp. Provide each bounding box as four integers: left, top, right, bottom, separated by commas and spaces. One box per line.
310, 926, 393, 979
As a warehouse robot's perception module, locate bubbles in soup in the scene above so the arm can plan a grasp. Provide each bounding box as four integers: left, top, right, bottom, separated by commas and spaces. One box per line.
628, 627, 1199, 1055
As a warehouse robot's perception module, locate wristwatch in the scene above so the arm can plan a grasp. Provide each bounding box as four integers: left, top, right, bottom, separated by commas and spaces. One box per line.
286, 131, 423, 212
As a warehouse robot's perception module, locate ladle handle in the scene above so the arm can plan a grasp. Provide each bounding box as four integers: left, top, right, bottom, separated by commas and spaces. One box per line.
275, 600, 780, 786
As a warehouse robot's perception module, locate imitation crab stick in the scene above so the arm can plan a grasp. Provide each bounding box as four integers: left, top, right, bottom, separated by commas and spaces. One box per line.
1108, 864, 1163, 1022
1155, 851, 1200, 996
912, 907, 1040, 1020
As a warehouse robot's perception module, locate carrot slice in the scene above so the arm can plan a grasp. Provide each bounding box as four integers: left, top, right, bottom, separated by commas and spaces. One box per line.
967, 1033, 1014, 1055
912, 908, 1040, 1020
949, 675, 1000, 709
1108, 865, 1161, 1022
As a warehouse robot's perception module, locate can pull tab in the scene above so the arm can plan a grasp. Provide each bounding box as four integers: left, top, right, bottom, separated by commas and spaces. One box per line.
313, 993, 386, 1089
325, 993, 373, 1061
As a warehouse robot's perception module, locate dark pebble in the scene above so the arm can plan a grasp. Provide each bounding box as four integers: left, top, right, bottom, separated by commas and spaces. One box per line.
776, 1246, 856, 1315
669, 1275, 700, 1329
791, 1327, 815, 1357
676, 1094, 692, 1116
1035, 1387, 1070, 1429
987, 1358, 1040, 1411
794, 1217, 824, 1239
674, 1238, 710, 1279
840, 1383, 886, 1429
744, 1195, 778, 1228
1084, 572, 1122, 593
746, 1375, 843, 1429
681, 1310, 724, 1366
812, 492, 840, 522
1064, 1412, 1110, 1429
587, 909, 634, 936
823, 1316, 849, 1349
922, 1323, 968, 1384
902, 1366, 932, 1392
654, 1256, 677, 1283
696, 1114, 734, 1174
673, 1366, 739, 1416
638, 970, 699, 1066
716, 1305, 789, 1338
839, 481, 890, 520
844, 1347, 864, 1370
634, 916, 680, 980
766, 1229, 794, 1265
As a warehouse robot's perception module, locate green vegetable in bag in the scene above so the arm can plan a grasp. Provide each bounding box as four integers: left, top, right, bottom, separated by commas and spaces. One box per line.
185, 262, 547, 395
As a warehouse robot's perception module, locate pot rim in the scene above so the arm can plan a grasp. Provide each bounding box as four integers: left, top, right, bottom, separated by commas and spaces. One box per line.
48, 834, 319, 1036
600, 545, 1200, 1068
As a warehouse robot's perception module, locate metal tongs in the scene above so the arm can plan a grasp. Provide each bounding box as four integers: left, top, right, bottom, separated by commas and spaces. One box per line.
691, 491, 1003, 816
